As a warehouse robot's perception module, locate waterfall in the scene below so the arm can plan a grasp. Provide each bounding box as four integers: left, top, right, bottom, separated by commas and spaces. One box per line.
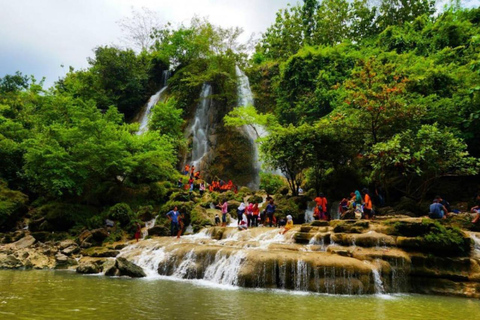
136, 70, 170, 135
235, 66, 265, 189
190, 84, 212, 169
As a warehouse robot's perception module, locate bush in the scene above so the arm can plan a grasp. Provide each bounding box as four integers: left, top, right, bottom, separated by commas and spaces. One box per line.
108, 203, 134, 227
259, 172, 285, 195
0, 181, 28, 230
33, 203, 99, 232
421, 220, 471, 256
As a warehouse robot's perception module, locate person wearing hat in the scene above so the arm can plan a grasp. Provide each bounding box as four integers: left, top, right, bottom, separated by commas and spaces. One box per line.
280, 215, 294, 235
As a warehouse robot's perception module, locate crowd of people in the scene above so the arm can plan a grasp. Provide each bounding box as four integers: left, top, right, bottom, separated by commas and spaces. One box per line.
164, 164, 480, 239
178, 164, 237, 195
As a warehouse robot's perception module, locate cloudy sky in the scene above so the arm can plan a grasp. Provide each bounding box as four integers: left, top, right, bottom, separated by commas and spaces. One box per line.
0, 0, 296, 87
1, 0, 479, 88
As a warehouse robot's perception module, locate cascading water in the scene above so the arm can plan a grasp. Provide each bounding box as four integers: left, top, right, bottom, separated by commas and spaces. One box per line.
235, 66, 266, 189
136, 70, 170, 135
304, 202, 315, 223
190, 84, 212, 169
142, 215, 158, 239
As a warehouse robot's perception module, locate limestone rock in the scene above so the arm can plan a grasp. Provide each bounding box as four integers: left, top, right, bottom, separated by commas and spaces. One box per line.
62, 245, 80, 256
0, 253, 22, 268
102, 259, 118, 276
76, 262, 100, 274
10, 235, 36, 250
59, 239, 77, 250
115, 257, 146, 278
90, 228, 109, 243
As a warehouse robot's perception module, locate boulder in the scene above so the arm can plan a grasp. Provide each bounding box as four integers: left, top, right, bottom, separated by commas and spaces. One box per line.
76, 262, 100, 274
62, 245, 80, 256
78, 230, 93, 244
103, 259, 118, 276
59, 239, 77, 250
90, 228, 109, 243
0, 253, 22, 268
82, 247, 119, 258
115, 257, 146, 278
147, 226, 168, 237
9, 235, 36, 250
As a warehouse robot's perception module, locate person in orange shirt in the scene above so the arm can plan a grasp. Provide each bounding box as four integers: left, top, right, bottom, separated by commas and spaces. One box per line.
362, 188, 373, 220
184, 164, 190, 176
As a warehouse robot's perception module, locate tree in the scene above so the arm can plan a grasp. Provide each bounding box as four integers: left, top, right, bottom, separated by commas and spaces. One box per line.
377, 0, 436, 30
260, 124, 316, 196
256, 4, 304, 61
369, 124, 479, 200
149, 98, 184, 140
117, 7, 164, 51
335, 56, 425, 144
223, 105, 279, 138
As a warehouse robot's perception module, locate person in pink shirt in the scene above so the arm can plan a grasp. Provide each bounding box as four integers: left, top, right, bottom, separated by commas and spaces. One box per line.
217, 199, 228, 227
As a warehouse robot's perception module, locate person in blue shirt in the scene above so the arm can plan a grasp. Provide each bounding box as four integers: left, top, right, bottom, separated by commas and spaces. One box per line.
429, 198, 448, 219
166, 206, 182, 237
266, 200, 276, 227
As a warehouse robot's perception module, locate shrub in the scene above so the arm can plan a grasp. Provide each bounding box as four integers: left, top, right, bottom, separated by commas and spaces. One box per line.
108, 203, 134, 227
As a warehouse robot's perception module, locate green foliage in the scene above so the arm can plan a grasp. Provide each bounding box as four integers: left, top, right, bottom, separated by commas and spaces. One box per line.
0, 180, 28, 229
259, 172, 286, 196
422, 223, 468, 256
260, 124, 317, 195
59, 46, 154, 120
149, 98, 184, 139
108, 203, 134, 227
277, 44, 357, 125
370, 125, 480, 199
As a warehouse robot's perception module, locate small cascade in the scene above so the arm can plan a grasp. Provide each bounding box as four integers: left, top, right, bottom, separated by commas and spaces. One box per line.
142, 215, 158, 239
190, 84, 212, 169
294, 260, 309, 291
118, 241, 167, 278
203, 251, 246, 286
304, 202, 315, 223
136, 70, 170, 135
173, 250, 198, 279
469, 232, 480, 255
364, 261, 386, 294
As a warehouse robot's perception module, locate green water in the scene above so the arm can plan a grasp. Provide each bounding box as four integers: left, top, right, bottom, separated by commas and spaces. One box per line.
0, 270, 479, 320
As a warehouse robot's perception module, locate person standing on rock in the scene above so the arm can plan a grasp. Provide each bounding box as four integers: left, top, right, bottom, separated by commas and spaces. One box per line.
166, 206, 181, 237
134, 222, 142, 242
314, 193, 328, 221
246, 202, 254, 227
362, 188, 373, 220
266, 199, 276, 227
237, 202, 246, 225
217, 200, 228, 227
252, 202, 259, 227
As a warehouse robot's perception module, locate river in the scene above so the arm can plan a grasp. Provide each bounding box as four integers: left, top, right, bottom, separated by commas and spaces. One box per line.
0, 270, 479, 320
